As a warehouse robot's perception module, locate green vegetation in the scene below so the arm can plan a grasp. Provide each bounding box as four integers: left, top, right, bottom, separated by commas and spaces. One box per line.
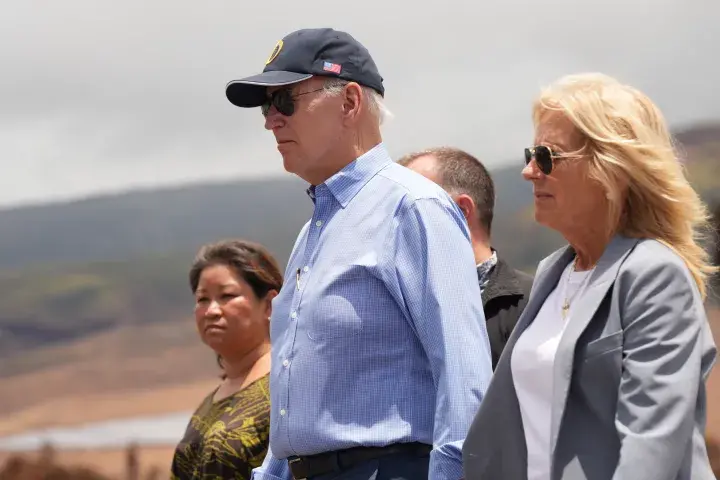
685, 143, 720, 204
0, 253, 193, 369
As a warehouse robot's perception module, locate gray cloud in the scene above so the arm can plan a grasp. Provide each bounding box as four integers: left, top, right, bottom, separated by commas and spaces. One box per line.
0, 0, 718, 206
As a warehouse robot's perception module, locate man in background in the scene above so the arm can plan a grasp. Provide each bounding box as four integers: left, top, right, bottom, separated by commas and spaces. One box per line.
225, 28, 492, 480
399, 147, 533, 368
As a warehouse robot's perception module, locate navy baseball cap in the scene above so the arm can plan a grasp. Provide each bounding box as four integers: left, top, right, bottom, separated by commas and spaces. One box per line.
226, 28, 385, 108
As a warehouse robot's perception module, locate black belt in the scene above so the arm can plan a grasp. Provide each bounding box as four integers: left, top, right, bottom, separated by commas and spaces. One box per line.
287, 442, 431, 479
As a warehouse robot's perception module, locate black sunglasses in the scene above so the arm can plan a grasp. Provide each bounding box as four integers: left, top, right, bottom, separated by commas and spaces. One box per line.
524, 145, 558, 175
261, 87, 325, 117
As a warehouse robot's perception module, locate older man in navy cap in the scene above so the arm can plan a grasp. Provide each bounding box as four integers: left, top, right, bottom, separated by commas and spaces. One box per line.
226, 28, 492, 480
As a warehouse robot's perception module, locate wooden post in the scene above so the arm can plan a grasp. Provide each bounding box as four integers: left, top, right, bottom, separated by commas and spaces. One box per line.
126, 442, 139, 480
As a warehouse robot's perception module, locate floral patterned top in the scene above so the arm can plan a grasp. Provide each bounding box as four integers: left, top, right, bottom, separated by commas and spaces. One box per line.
170, 375, 270, 480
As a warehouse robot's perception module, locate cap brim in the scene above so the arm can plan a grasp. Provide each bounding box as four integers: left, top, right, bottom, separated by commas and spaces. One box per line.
225, 71, 313, 108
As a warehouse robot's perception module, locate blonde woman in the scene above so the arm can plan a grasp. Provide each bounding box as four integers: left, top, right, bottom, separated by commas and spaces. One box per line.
462, 73, 718, 480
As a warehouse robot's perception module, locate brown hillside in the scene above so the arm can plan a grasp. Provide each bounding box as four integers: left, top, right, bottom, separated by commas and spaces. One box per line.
0, 321, 218, 434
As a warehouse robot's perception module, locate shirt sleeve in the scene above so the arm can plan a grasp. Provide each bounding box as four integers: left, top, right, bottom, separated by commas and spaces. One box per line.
611, 254, 713, 480
383, 197, 493, 480
251, 448, 291, 480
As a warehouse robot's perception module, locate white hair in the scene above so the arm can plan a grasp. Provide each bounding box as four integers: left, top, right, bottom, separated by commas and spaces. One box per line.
322, 78, 393, 125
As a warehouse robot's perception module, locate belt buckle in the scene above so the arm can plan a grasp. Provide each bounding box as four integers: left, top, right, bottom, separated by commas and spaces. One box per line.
288, 457, 307, 480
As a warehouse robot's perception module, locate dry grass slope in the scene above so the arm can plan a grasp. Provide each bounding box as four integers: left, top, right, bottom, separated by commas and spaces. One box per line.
706, 308, 720, 450
0, 443, 171, 480
0, 321, 219, 435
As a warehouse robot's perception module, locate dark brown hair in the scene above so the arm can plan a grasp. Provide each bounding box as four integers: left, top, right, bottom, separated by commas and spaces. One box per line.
189, 239, 283, 298
398, 147, 496, 234
189, 239, 283, 377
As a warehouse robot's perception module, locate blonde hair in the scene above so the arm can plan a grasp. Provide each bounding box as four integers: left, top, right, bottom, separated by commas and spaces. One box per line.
533, 72, 717, 298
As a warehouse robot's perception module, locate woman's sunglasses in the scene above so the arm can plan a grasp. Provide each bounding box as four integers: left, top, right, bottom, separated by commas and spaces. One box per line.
261, 87, 325, 117
524, 145, 558, 175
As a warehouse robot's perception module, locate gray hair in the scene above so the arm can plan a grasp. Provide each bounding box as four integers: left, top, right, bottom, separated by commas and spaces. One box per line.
322, 78, 393, 125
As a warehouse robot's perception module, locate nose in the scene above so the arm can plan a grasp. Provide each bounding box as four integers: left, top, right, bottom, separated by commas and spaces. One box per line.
522, 158, 544, 181
206, 300, 222, 317
264, 108, 285, 131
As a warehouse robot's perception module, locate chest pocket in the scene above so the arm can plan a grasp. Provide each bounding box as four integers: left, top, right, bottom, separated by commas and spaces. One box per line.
305, 269, 385, 341
582, 330, 623, 362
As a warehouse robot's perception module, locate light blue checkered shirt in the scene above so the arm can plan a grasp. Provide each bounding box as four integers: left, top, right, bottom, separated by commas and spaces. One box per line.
252, 143, 493, 480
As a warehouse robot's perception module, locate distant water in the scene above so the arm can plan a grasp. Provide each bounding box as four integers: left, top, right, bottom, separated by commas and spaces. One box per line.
0, 411, 193, 452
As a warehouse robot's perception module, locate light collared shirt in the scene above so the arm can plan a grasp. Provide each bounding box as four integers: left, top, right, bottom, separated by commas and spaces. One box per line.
252, 143, 492, 480
476, 250, 498, 296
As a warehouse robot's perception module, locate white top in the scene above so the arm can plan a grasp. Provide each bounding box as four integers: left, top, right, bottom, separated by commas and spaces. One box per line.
511, 261, 594, 480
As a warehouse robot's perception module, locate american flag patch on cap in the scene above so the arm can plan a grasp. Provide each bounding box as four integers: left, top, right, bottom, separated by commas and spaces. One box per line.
323, 61, 342, 74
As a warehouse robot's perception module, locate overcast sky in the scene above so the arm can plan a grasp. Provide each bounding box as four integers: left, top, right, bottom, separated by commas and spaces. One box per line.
1, 0, 718, 207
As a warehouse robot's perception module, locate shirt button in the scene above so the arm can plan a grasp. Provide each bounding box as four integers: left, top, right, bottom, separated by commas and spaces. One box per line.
315, 220, 323, 227
282, 359, 290, 367
291, 311, 297, 319
303, 266, 309, 272
280, 409, 287, 416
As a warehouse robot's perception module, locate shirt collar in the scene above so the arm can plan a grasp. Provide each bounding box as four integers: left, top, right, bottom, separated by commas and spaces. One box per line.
305, 143, 392, 208
476, 250, 498, 285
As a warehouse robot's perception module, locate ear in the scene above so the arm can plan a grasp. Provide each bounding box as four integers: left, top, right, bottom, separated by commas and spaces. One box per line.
263, 289, 278, 320
341, 82, 364, 124
454, 194, 476, 224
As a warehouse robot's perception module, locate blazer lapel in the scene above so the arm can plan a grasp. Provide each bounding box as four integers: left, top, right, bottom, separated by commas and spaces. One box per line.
549, 235, 640, 451
496, 245, 574, 388
475, 246, 575, 477
508, 246, 575, 344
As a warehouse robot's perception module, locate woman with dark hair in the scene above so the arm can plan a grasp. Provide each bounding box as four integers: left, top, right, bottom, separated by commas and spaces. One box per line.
171, 239, 283, 480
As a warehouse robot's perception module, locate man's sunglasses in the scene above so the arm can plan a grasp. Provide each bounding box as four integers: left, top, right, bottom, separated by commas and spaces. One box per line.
524, 145, 558, 175
261, 87, 325, 117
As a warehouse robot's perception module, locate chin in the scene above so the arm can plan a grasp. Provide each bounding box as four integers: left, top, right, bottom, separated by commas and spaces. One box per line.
281, 153, 300, 175
533, 208, 556, 230
202, 333, 226, 351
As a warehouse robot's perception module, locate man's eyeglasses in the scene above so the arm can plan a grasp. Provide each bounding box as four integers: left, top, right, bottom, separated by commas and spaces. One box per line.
261, 87, 325, 117
524, 145, 558, 175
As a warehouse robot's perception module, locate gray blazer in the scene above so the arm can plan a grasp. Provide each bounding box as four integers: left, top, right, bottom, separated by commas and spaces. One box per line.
462, 235, 717, 480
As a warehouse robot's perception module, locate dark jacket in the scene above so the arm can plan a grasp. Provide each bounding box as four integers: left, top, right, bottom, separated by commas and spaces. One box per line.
481, 256, 533, 369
